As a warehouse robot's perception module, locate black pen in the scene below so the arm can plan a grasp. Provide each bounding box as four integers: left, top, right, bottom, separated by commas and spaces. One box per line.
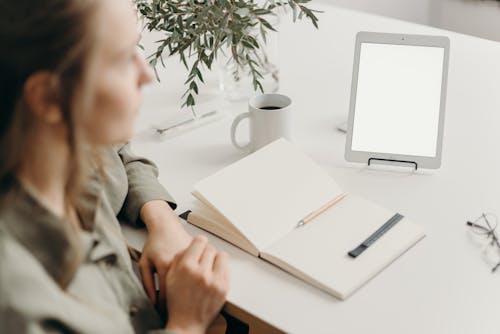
348, 213, 404, 258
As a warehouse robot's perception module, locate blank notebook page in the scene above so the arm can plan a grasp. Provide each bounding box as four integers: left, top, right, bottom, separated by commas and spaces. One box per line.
194, 139, 344, 251
262, 195, 425, 298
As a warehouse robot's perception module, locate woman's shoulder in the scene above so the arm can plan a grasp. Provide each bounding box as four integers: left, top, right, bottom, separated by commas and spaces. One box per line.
0, 225, 58, 305
0, 224, 74, 330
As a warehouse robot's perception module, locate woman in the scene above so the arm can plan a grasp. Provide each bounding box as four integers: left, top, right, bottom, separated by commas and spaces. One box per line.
0, 0, 230, 333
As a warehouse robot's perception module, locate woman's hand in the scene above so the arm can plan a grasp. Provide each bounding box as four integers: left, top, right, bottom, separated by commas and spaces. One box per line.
165, 236, 230, 334
138, 200, 192, 307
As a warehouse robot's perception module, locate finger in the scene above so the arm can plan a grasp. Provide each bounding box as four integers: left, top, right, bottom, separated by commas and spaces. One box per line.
199, 245, 217, 271
154, 253, 175, 303
153, 255, 173, 278
169, 251, 182, 268
156, 267, 167, 313
213, 252, 229, 283
182, 235, 208, 264
155, 264, 170, 312
139, 260, 156, 304
213, 252, 230, 298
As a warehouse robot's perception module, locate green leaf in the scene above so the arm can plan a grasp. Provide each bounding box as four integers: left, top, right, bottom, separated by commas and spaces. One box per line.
241, 40, 255, 49
253, 79, 264, 92
195, 68, 204, 83
260, 25, 268, 43
179, 52, 189, 69
189, 61, 199, 76
135, 0, 320, 110
258, 17, 277, 32
252, 8, 272, 16
184, 74, 195, 85
187, 93, 195, 106
190, 81, 199, 94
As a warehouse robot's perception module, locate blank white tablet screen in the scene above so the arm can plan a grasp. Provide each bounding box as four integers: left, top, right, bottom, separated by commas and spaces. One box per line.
351, 43, 445, 157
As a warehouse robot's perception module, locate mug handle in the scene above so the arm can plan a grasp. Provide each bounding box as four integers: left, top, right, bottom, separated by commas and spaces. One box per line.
230, 112, 252, 152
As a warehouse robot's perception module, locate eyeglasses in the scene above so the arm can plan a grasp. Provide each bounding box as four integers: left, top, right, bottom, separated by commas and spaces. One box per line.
466, 213, 500, 273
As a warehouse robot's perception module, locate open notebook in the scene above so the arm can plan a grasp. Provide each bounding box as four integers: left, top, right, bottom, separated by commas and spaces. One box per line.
183, 139, 425, 299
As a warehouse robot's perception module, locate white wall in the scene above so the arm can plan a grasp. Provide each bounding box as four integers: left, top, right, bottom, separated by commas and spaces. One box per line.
328, 0, 431, 25
329, 0, 500, 42
430, 0, 500, 42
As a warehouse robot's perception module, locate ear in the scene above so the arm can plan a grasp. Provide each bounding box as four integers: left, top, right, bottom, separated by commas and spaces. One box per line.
23, 71, 63, 124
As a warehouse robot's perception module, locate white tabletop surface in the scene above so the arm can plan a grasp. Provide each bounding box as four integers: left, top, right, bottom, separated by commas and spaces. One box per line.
124, 2, 500, 333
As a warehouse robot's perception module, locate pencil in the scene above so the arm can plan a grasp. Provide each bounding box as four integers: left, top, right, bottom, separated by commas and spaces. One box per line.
296, 193, 348, 228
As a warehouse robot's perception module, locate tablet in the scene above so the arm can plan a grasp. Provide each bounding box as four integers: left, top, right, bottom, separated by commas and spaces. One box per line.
345, 32, 450, 169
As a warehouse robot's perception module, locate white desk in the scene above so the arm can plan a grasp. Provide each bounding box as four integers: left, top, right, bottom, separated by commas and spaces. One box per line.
125, 2, 500, 333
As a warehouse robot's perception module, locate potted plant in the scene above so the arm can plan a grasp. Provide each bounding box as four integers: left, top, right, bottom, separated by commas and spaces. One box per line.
135, 0, 320, 109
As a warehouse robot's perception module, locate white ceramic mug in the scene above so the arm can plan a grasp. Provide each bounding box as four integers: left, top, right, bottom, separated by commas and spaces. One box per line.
231, 93, 292, 152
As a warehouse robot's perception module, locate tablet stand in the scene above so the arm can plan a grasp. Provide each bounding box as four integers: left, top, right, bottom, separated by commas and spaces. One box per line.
368, 158, 418, 170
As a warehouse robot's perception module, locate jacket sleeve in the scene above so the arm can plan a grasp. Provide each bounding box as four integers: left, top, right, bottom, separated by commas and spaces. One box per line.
116, 143, 177, 225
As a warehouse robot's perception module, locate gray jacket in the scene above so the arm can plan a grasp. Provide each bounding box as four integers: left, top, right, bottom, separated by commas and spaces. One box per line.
0, 144, 176, 334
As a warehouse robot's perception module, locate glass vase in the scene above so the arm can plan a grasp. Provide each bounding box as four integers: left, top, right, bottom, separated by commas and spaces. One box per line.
218, 17, 280, 101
